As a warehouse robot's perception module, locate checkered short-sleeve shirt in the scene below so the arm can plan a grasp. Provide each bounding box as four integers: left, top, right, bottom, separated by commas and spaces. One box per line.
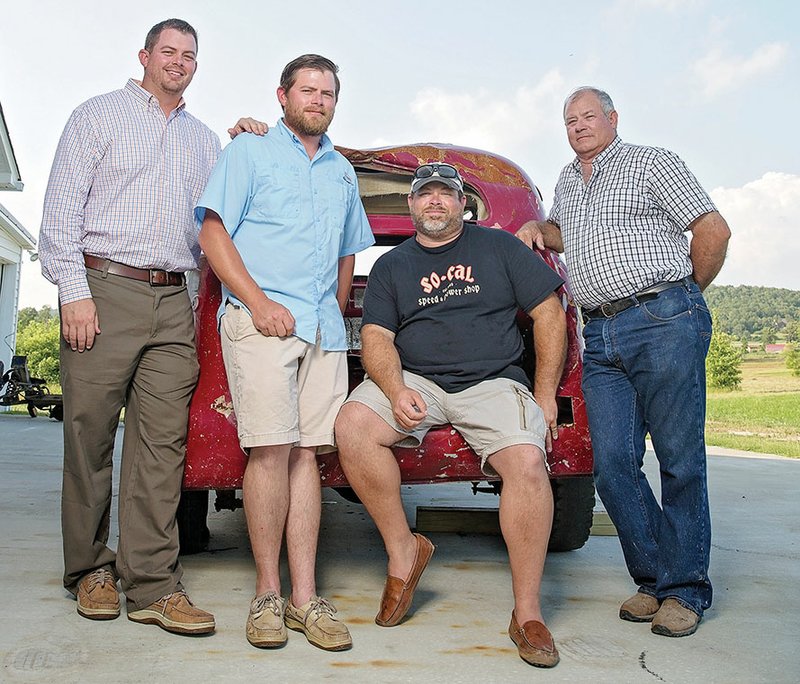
549, 136, 716, 309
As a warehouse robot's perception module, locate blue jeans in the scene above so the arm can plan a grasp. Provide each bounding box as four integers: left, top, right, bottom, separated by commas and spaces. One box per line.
581, 280, 713, 616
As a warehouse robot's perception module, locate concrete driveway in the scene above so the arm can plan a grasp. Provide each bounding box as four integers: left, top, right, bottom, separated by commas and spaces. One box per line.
1, 414, 798, 683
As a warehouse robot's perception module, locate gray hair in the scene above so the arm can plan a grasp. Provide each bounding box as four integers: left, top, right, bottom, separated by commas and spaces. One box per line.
563, 86, 615, 118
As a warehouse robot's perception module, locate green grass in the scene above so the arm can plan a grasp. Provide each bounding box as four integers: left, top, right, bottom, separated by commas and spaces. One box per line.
706, 357, 800, 458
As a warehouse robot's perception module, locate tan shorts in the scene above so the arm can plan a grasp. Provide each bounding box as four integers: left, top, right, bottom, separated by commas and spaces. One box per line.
344, 371, 546, 476
220, 304, 347, 449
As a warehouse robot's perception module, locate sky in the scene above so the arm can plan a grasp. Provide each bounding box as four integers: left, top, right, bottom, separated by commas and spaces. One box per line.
2, 0, 798, 309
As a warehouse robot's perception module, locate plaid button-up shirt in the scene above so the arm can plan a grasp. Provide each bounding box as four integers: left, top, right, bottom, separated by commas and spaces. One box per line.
549, 136, 716, 310
40, 79, 221, 304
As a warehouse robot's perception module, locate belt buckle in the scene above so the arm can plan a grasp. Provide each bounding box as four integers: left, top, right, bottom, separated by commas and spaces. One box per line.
600, 302, 614, 318
149, 269, 164, 286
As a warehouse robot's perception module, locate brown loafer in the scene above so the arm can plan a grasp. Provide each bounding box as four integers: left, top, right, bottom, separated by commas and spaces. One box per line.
619, 592, 660, 622
509, 611, 559, 668
651, 598, 701, 637
375, 533, 435, 627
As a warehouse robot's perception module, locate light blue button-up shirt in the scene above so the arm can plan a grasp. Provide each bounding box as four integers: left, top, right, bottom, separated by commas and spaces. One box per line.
196, 119, 374, 351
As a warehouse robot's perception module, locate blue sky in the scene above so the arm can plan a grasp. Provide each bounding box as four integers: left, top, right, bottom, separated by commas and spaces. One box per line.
2, 0, 798, 307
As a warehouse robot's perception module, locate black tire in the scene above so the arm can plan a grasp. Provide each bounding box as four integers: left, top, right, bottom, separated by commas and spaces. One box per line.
27, 402, 37, 418
548, 476, 595, 552
177, 490, 210, 555
51, 404, 64, 421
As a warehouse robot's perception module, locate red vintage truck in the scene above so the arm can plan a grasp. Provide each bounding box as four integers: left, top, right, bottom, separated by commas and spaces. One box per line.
179, 143, 594, 553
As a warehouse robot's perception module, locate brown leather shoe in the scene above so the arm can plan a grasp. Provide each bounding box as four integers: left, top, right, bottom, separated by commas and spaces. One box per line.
375, 533, 435, 627
509, 611, 559, 668
619, 592, 660, 622
76, 568, 120, 620
285, 595, 352, 651
127, 590, 215, 635
651, 598, 701, 637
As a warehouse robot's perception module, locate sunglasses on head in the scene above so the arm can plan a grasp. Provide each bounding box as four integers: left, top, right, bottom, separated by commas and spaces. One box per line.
413, 163, 461, 180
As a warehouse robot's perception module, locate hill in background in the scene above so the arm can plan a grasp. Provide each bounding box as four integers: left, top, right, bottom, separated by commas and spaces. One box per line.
705, 285, 800, 341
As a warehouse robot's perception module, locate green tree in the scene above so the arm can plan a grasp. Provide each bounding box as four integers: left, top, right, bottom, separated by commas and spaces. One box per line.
760, 327, 777, 346
706, 331, 742, 390
785, 321, 800, 343
15, 317, 60, 384
786, 345, 800, 377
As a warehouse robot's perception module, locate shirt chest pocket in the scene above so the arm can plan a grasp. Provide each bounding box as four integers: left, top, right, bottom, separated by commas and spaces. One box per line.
316, 171, 351, 229
251, 163, 301, 220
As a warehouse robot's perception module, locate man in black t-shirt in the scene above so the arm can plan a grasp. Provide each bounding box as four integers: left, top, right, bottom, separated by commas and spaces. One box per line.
335, 163, 567, 668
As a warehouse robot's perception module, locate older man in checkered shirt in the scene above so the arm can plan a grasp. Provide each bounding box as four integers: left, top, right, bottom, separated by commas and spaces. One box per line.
518, 86, 730, 638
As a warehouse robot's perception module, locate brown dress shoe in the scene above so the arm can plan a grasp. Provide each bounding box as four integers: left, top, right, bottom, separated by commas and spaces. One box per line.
375, 533, 435, 627
127, 590, 215, 635
508, 611, 559, 668
651, 598, 701, 637
619, 591, 660, 622
76, 568, 120, 620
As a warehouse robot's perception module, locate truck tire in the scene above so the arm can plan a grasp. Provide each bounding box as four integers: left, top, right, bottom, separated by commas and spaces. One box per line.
548, 476, 595, 552
177, 490, 210, 555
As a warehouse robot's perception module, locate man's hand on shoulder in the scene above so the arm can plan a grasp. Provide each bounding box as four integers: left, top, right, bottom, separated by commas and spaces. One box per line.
61, 298, 101, 352
390, 387, 428, 430
228, 117, 269, 140
515, 220, 564, 252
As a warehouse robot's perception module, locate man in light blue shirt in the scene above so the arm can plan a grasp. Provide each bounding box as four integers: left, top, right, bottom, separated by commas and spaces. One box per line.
197, 54, 373, 652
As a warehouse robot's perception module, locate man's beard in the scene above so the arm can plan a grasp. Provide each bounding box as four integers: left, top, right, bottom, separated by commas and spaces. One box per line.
412, 212, 463, 240
284, 102, 334, 137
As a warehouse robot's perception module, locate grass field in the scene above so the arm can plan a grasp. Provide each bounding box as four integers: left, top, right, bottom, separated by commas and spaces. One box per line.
706, 356, 800, 458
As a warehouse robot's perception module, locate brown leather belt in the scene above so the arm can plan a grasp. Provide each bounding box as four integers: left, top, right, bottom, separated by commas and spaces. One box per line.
84, 254, 184, 286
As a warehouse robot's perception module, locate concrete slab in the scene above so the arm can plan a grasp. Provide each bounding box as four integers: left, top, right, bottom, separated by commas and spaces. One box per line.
1, 414, 799, 682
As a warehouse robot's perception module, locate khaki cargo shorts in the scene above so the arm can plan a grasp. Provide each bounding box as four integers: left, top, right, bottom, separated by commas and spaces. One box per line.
220, 304, 347, 449
344, 371, 546, 476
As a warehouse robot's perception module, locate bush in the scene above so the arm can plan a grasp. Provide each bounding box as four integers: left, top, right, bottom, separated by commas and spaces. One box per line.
786, 345, 800, 377
15, 318, 61, 384
707, 331, 742, 390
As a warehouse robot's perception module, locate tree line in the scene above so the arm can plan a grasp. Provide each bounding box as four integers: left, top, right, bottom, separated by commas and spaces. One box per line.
704, 285, 800, 343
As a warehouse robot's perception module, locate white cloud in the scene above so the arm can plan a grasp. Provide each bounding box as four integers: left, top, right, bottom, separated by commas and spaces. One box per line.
407, 69, 566, 151
692, 42, 789, 98
711, 172, 800, 290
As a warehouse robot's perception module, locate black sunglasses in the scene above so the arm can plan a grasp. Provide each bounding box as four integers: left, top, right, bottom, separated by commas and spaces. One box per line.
413, 163, 461, 180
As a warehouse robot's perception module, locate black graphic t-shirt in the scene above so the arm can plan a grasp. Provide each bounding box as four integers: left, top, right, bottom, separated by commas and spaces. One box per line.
362, 223, 564, 392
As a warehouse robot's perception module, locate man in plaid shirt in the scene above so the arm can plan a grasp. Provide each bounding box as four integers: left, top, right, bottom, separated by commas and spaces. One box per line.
518, 86, 730, 638
39, 18, 264, 636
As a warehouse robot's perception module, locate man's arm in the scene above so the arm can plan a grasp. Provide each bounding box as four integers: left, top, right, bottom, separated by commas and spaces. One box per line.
688, 211, 730, 290
39, 108, 104, 352
515, 220, 565, 252
528, 292, 567, 452
198, 209, 295, 336
337, 255, 355, 313
361, 324, 427, 430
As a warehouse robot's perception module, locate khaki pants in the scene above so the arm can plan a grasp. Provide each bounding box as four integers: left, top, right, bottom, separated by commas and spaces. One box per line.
60, 269, 198, 610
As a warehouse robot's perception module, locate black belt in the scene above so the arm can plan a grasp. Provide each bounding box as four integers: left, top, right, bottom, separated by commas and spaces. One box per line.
84, 255, 184, 286
582, 277, 694, 322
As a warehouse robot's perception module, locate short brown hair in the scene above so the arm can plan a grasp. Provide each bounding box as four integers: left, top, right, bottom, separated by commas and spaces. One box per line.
144, 19, 198, 53
280, 54, 340, 99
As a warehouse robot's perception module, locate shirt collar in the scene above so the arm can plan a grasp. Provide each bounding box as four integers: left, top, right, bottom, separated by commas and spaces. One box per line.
124, 78, 186, 116
570, 135, 623, 172
276, 118, 334, 158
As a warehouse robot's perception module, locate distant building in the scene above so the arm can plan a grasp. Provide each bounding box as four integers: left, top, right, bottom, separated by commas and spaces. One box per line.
0, 101, 34, 376
765, 344, 786, 354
